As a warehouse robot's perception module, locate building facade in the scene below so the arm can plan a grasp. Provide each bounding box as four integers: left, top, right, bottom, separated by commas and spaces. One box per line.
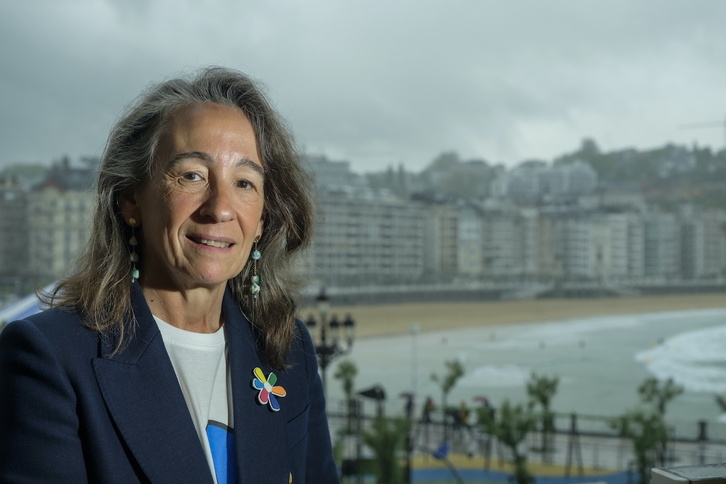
4, 155, 726, 294
311, 192, 426, 286
0, 177, 28, 293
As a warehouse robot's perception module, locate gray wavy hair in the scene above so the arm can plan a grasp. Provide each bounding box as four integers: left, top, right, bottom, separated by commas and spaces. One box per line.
48, 67, 314, 368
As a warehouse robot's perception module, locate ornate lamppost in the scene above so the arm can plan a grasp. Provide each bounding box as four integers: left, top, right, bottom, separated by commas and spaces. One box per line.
305, 288, 355, 395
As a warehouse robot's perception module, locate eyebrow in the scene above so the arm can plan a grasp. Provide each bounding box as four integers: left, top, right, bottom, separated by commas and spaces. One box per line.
166, 151, 265, 178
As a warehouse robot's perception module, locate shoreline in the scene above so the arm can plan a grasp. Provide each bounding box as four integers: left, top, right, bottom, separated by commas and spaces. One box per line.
299, 292, 726, 339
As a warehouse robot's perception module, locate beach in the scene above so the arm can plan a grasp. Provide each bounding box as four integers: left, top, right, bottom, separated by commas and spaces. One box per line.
304, 292, 726, 423
301, 292, 726, 338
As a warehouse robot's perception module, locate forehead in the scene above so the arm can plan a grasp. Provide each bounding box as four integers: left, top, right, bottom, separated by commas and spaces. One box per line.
163, 102, 256, 142
151, 102, 261, 167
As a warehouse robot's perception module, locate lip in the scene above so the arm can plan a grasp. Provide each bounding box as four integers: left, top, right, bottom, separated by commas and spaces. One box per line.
186, 234, 236, 249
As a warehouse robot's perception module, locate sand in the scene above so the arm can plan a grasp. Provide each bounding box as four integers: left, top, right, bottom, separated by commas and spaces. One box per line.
299, 292, 726, 339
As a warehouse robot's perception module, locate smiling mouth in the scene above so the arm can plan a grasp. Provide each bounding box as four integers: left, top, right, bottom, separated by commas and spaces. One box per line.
189, 236, 233, 248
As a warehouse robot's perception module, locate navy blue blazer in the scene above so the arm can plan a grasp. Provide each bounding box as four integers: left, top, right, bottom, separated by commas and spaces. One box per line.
0, 283, 339, 484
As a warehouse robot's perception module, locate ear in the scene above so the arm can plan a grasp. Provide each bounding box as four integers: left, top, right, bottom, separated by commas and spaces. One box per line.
255, 218, 264, 239
119, 188, 142, 226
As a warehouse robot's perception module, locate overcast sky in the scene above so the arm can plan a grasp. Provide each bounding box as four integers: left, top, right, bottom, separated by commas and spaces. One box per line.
1, 1, 725, 173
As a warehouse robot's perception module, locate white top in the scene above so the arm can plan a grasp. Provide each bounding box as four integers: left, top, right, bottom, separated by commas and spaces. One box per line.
154, 316, 235, 484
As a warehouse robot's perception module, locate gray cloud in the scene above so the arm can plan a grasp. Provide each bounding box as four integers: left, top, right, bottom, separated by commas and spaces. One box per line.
1, 0, 725, 173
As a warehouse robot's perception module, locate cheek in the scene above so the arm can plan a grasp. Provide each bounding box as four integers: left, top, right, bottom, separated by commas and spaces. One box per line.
239, 198, 264, 220
141, 209, 181, 246
163, 193, 201, 223
253, 208, 265, 233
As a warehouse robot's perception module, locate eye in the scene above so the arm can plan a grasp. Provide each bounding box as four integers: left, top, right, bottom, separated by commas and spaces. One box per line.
237, 179, 255, 190
181, 172, 203, 182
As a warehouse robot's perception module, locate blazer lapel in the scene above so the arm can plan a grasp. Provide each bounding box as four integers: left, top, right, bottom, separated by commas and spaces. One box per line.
223, 293, 290, 484
92, 283, 214, 484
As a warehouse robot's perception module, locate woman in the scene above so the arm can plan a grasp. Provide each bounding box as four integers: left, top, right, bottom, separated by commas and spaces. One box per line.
0, 67, 338, 484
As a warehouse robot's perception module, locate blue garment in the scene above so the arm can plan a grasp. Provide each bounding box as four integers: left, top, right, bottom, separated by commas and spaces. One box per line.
0, 283, 339, 484
207, 421, 236, 484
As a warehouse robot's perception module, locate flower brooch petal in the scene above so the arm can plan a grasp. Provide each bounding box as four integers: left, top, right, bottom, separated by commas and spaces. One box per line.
252, 367, 287, 412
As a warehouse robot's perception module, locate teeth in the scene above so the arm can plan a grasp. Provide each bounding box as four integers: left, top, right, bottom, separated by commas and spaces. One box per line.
199, 238, 231, 248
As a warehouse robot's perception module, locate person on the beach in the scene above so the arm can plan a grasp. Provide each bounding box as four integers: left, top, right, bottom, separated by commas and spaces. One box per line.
0, 67, 338, 484
421, 396, 436, 423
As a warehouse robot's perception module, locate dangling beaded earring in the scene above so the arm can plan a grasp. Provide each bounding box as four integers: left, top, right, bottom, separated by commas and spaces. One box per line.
250, 237, 261, 299
128, 218, 140, 284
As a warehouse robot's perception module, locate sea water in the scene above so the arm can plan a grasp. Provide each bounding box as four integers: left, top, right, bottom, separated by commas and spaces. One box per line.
335, 308, 726, 426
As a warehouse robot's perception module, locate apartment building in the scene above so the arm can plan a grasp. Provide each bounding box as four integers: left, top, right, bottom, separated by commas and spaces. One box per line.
626, 212, 645, 279
5, 154, 725, 291
519, 208, 541, 279
546, 210, 643, 282
681, 208, 726, 279
422, 203, 458, 280
25, 159, 96, 284
495, 161, 598, 204
456, 204, 484, 278
306, 155, 368, 191
644, 212, 682, 279
0, 177, 28, 283
535, 213, 558, 280
481, 208, 541, 279
26, 184, 94, 283
553, 213, 592, 279
312, 192, 426, 286
307, 169, 724, 287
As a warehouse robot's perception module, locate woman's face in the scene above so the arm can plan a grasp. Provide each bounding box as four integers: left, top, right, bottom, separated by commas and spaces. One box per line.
123, 102, 265, 291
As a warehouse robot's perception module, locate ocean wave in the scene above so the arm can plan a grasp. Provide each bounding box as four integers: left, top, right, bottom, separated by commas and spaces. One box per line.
460, 309, 726, 351
461, 364, 531, 388
635, 324, 726, 394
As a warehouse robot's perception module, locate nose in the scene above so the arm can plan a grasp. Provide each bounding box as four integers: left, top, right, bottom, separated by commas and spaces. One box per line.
199, 182, 234, 222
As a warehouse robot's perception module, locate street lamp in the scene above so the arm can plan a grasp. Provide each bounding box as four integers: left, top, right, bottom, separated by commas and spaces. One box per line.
305, 288, 355, 395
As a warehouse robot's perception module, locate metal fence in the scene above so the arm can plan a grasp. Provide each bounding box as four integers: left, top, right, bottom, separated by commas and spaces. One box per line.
326, 401, 726, 481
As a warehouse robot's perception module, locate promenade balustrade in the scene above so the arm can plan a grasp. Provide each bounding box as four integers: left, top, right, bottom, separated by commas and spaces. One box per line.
325, 401, 726, 482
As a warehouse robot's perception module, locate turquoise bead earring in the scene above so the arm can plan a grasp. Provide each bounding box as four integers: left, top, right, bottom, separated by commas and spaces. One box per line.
250, 237, 261, 298
128, 218, 140, 284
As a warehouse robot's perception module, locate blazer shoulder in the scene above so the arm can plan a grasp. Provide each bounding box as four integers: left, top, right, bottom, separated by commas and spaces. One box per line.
1, 307, 98, 359
293, 318, 313, 345
282, 319, 319, 381
14, 305, 85, 327
291, 318, 316, 357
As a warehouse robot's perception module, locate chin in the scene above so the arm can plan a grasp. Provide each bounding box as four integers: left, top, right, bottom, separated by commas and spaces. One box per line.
194, 272, 238, 287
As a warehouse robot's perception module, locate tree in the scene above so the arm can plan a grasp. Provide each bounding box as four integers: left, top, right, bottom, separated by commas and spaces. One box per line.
431, 359, 465, 439
638, 377, 683, 415
580, 138, 601, 157
610, 409, 668, 484
480, 400, 537, 484
363, 416, 411, 484
426, 151, 461, 172
636, 377, 683, 468
430, 359, 464, 411
334, 360, 358, 403
334, 360, 359, 435
526, 373, 559, 457
715, 394, 726, 412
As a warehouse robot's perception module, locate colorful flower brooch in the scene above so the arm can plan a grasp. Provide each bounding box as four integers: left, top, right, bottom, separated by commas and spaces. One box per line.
252, 367, 287, 411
